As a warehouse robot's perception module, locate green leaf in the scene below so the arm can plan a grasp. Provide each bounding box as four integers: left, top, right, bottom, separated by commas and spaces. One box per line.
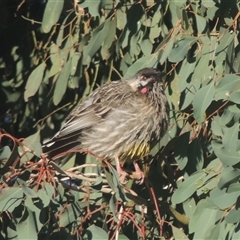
222, 123, 239, 151
225, 37, 234, 74
56, 11, 74, 47
216, 32, 234, 55
195, 15, 207, 33
196, 173, 218, 195
220, 108, 234, 125
124, 54, 159, 78
172, 226, 189, 240
59, 204, 80, 227
101, 18, 116, 60
168, 37, 196, 62
129, 32, 141, 57
151, 6, 162, 27
225, 207, 240, 223
192, 37, 213, 82
24, 63, 45, 102
215, 74, 240, 93
15, 209, 38, 240
37, 188, 51, 207
19, 130, 41, 163
211, 116, 224, 137
202, 0, 216, 7
83, 225, 108, 239
193, 207, 219, 239
218, 167, 240, 189
193, 83, 215, 123
141, 39, 153, 57
83, 21, 109, 66
229, 105, 240, 113
227, 183, 240, 193
230, 91, 240, 104
169, 1, 184, 26
149, 24, 161, 43
49, 43, 61, 78
189, 198, 213, 233
0, 146, 11, 161
41, 0, 64, 33
232, 225, 240, 239
183, 197, 196, 219
1, 141, 19, 174
116, 9, 126, 30
179, 85, 196, 110
109, 194, 118, 222
159, 38, 174, 65
172, 172, 206, 204
0, 187, 24, 212
206, 222, 221, 239
53, 58, 71, 105
207, 5, 218, 20
177, 59, 196, 92
210, 187, 240, 209
212, 140, 240, 166
22, 185, 38, 198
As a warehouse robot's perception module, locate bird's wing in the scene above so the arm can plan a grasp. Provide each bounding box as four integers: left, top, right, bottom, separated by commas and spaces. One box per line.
43, 81, 134, 158
53, 81, 129, 140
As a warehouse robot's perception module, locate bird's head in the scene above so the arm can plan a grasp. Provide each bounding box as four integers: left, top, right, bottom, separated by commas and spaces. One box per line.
128, 68, 165, 94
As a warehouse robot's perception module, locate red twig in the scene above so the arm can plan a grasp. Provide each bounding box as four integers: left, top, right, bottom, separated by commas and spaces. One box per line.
146, 180, 163, 236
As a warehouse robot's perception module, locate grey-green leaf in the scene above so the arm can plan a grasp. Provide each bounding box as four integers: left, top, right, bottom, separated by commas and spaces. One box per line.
83, 224, 108, 239
195, 15, 207, 33
172, 226, 189, 240
172, 172, 205, 204
193, 83, 215, 123
168, 37, 196, 62
24, 63, 45, 102
41, 0, 64, 33
53, 59, 71, 105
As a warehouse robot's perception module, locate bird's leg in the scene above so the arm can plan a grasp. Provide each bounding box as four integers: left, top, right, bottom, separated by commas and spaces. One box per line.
132, 161, 145, 184
115, 156, 129, 184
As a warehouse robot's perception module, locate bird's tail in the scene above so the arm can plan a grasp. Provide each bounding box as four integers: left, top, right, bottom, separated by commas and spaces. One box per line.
42, 132, 81, 160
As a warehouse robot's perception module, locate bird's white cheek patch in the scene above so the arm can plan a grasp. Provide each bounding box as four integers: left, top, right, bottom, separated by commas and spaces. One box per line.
141, 87, 148, 94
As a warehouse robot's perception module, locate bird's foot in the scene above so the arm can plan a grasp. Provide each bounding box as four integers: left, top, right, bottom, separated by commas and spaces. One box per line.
115, 156, 130, 184
118, 169, 130, 185
132, 161, 145, 184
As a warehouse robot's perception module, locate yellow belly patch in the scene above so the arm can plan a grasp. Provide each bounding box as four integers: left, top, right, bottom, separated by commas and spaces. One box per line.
120, 143, 150, 160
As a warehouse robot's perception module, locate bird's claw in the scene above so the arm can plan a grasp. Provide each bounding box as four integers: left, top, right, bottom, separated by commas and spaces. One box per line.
131, 171, 145, 184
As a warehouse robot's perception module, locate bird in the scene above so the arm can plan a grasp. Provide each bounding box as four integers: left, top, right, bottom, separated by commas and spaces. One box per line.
42, 68, 169, 183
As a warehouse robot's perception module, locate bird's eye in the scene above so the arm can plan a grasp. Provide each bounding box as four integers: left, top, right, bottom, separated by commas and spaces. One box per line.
141, 75, 147, 80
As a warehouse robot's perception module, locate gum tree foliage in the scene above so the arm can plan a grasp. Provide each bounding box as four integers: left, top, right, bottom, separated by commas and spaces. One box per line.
0, 0, 240, 239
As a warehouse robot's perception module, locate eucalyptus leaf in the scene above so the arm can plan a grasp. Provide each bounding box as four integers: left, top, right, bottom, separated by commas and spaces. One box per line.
83, 224, 108, 239
215, 74, 240, 93
0, 188, 24, 212
218, 167, 240, 189
53, 58, 71, 105
24, 63, 45, 102
195, 14, 207, 33
16, 210, 38, 240
172, 226, 189, 240
41, 0, 64, 33
193, 83, 215, 123
168, 37, 196, 62
225, 207, 240, 223
172, 172, 206, 204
